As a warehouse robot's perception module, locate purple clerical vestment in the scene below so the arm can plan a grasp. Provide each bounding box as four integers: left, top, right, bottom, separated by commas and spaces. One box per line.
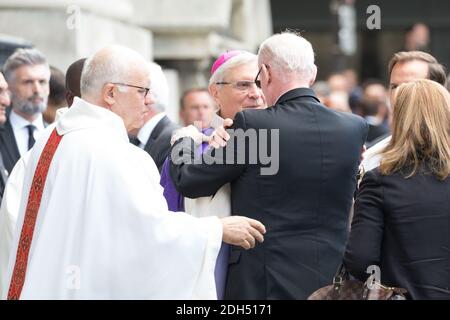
159, 128, 229, 300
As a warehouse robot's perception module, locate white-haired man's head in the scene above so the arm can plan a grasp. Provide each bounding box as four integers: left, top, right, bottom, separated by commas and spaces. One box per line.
257, 32, 317, 106
209, 51, 257, 87
135, 62, 170, 128
80, 45, 150, 99
208, 51, 266, 119
80, 45, 154, 132
146, 62, 169, 115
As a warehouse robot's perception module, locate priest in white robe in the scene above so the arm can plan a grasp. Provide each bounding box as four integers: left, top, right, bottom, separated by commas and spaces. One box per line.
1, 45, 265, 300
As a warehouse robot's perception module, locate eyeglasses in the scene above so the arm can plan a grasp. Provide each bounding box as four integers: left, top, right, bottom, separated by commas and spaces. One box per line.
111, 82, 151, 98
215, 80, 259, 92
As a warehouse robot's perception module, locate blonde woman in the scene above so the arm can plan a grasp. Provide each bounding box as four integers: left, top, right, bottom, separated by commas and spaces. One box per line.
344, 79, 450, 299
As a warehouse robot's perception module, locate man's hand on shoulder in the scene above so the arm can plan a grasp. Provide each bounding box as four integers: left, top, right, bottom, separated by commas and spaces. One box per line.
170, 125, 208, 146
208, 118, 233, 149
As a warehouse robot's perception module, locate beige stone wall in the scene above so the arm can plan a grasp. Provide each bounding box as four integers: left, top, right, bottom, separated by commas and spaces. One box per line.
0, 0, 152, 71
129, 0, 272, 119
0, 0, 273, 123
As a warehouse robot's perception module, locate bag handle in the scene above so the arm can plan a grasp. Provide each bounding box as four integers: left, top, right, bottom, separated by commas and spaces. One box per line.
332, 262, 349, 291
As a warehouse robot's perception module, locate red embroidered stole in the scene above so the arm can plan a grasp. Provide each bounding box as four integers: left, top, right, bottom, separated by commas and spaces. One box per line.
7, 128, 63, 300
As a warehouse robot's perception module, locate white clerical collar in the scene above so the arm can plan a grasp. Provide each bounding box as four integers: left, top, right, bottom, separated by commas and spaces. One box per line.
137, 112, 166, 146
9, 110, 45, 131
56, 97, 128, 142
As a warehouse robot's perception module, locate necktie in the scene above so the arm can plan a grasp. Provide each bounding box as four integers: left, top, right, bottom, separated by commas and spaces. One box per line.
130, 136, 140, 147
26, 125, 36, 150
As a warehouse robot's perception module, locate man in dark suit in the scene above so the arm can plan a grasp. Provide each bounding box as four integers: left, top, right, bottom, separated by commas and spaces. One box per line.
0, 71, 11, 202
129, 62, 178, 172
0, 48, 50, 174
139, 114, 178, 172
169, 32, 368, 299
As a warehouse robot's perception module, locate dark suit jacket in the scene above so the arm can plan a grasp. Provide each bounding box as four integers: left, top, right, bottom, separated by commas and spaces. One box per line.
0, 112, 48, 174
143, 115, 179, 172
344, 168, 450, 300
170, 88, 368, 299
0, 119, 21, 175
366, 124, 390, 146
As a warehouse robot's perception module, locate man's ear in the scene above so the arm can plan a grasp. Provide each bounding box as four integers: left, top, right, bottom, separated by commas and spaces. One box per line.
309, 65, 318, 87
208, 84, 221, 106
263, 64, 271, 86
103, 83, 115, 107
65, 90, 74, 107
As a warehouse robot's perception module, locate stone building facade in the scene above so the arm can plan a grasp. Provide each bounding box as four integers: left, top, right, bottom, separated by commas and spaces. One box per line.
0, 0, 272, 123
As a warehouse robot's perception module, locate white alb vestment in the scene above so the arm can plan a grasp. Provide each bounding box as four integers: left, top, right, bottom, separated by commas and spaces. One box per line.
0, 109, 68, 296
184, 184, 231, 219
0, 151, 29, 297
1, 98, 221, 299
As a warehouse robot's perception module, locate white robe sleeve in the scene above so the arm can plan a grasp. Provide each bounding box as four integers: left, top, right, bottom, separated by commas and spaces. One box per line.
101, 146, 223, 299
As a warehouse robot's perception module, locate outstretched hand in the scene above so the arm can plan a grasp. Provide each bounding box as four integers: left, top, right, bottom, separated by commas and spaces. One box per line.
220, 216, 266, 250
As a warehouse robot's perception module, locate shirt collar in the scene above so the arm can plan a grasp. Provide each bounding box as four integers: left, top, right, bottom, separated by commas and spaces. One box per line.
274, 87, 320, 105
137, 112, 166, 145
9, 110, 45, 131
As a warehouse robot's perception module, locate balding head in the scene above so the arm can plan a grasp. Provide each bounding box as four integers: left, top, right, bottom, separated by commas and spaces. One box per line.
80, 45, 150, 102
65, 58, 86, 107
79, 45, 153, 132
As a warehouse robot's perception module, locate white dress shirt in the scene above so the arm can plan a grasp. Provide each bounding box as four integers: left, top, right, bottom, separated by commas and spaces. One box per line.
136, 112, 166, 149
9, 111, 45, 157
361, 135, 391, 171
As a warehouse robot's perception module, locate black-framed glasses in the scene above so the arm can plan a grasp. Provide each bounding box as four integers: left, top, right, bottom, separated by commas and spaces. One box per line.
215, 80, 259, 92
111, 82, 151, 98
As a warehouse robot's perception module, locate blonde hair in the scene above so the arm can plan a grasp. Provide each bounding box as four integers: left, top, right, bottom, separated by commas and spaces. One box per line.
380, 79, 450, 180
